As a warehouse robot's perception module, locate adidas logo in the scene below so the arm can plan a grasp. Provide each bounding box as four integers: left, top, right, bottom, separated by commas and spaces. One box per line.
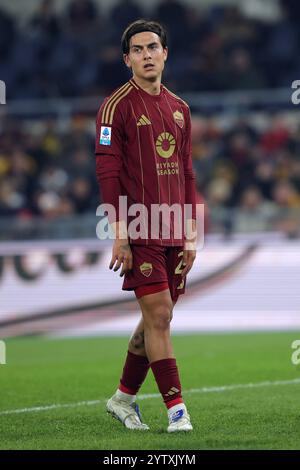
164, 387, 180, 397
137, 115, 151, 126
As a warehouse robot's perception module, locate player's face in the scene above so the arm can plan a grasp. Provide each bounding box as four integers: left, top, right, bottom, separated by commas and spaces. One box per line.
124, 31, 168, 81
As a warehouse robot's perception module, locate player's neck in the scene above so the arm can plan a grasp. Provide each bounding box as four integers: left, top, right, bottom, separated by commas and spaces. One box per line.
132, 75, 161, 96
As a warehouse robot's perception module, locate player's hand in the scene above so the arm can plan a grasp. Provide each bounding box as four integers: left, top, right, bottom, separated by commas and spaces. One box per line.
109, 238, 133, 277
181, 219, 197, 278
181, 245, 196, 279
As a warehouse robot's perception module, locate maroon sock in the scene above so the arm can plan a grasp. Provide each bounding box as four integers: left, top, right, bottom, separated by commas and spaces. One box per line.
119, 351, 150, 395
151, 358, 184, 409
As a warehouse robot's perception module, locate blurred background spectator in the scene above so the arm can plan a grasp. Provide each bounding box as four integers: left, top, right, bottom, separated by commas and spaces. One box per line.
0, 0, 300, 239
0, 0, 300, 98
1, 111, 299, 237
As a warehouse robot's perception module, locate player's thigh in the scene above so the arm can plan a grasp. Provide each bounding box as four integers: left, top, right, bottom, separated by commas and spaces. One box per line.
138, 288, 173, 331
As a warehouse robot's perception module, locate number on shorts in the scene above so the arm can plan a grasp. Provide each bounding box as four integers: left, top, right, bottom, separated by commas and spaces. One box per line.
175, 251, 184, 275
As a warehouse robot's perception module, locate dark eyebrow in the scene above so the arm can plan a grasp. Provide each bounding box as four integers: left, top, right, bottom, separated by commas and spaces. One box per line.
130, 42, 159, 49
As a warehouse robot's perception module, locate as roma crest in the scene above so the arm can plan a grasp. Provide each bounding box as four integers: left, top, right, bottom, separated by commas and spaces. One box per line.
173, 110, 184, 128
140, 262, 153, 277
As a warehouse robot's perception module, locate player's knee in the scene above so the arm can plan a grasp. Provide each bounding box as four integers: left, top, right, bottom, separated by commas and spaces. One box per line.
148, 302, 173, 331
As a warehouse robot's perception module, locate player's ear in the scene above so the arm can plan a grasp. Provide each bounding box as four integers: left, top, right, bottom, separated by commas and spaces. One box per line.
123, 54, 131, 69
163, 47, 168, 62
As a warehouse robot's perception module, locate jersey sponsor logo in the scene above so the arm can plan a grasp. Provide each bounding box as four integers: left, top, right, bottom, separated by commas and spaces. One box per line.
173, 110, 184, 128
156, 161, 179, 176
139, 262, 153, 277
99, 126, 112, 145
156, 132, 176, 159
137, 114, 151, 126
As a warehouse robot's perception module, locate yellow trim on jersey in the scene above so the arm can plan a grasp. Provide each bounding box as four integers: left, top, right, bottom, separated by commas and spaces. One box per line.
101, 82, 132, 124
130, 79, 139, 90
101, 82, 129, 123
108, 85, 133, 125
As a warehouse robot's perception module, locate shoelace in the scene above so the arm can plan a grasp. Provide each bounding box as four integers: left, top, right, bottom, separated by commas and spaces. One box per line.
120, 402, 143, 424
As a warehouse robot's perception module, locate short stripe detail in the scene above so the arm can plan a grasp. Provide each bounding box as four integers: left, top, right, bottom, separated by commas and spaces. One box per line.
164, 387, 180, 397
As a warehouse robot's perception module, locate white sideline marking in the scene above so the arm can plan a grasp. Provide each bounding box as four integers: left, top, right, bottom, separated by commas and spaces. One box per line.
1, 378, 299, 416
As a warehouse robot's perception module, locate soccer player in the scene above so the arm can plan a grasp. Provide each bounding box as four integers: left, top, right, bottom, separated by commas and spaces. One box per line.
95, 19, 197, 432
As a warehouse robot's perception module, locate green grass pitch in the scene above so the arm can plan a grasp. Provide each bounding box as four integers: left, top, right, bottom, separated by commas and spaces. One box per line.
0, 332, 300, 450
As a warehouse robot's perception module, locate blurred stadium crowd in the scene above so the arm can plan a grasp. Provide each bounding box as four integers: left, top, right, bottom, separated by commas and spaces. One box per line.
1, 0, 300, 98
0, 0, 300, 237
1, 112, 299, 235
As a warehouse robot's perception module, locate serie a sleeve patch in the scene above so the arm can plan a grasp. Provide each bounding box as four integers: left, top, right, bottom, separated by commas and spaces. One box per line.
99, 126, 112, 145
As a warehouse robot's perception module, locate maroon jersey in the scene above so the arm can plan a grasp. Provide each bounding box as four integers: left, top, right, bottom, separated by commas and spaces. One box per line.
95, 78, 196, 246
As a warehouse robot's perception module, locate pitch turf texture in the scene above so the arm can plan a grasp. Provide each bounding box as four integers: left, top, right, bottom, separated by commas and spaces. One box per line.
1, 332, 300, 450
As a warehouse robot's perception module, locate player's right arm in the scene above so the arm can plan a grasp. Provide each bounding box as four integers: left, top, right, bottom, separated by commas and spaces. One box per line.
95, 100, 132, 276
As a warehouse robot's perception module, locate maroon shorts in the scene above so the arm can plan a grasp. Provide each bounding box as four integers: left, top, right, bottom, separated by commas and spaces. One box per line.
122, 244, 186, 302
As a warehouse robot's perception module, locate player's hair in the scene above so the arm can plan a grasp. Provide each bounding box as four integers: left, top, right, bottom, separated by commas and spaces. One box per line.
121, 19, 167, 55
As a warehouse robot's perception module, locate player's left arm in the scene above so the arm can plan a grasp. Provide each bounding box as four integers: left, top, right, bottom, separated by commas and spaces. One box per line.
181, 106, 197, 278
